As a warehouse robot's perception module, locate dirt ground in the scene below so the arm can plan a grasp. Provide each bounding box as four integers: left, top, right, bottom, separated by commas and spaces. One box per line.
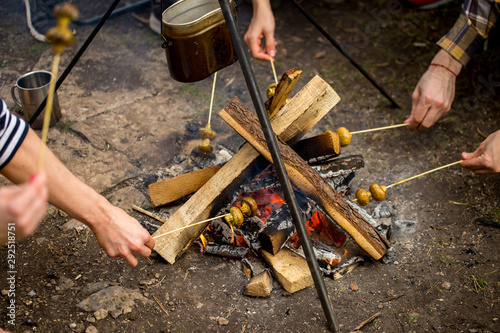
1, 0, 499, 332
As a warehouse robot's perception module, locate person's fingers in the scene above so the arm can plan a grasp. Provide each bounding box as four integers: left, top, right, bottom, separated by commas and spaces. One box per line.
124, 254, 138, 268
145, 236, 155, 250
30, 171, 48, 201
137, 245, 152, 258
460, 155, 484, 170
417, 102, 441, 130
264, 32, 276, 58
409, 96, 429, 131
15, 197, 47, 237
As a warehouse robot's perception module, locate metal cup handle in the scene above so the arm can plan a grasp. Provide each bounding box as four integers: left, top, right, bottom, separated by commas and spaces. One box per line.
10, 85, 22, 107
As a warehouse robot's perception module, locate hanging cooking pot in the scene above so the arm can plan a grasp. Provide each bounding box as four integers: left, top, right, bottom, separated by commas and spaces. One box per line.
161, 0, 238, 83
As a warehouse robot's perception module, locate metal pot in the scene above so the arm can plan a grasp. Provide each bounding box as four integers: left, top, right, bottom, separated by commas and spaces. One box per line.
161, 0, 238, 83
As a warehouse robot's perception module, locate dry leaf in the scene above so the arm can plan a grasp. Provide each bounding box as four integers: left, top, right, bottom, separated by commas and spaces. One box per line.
350, 281, 358, 291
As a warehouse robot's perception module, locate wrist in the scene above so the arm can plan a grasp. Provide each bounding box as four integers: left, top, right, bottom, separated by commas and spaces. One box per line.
431, 49, 463, 76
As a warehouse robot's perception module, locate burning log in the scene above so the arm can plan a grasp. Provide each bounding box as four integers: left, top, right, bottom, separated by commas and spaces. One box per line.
153, 75, 340, 264
219, 99, 390, 260
292, 130, 340, 162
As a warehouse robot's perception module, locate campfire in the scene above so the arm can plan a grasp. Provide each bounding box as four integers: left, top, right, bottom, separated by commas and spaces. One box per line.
141, 69, 390, 295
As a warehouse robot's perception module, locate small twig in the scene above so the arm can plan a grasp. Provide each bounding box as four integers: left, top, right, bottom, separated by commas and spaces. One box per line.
147, 275, 166, 289
381, 293, 405, 303
352, 312, 381, 331
132, 205, 167, 224
153, 295, 169, 317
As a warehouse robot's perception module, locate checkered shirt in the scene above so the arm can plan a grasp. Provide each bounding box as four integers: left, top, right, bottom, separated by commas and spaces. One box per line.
437, 0, 500, 65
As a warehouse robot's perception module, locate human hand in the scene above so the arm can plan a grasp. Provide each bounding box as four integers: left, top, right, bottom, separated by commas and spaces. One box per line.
244, 0, 276, 60
0, 171, 48, 245
89, 205, 154, 267
461, 130, 500, 174
406, 49, 462, 130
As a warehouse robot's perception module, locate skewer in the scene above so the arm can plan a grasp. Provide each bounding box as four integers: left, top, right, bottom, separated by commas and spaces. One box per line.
354, 160, 462, 206
152, 197, 257, 239
266, 57, 279, 99
37, 54, 60, 171
207, 71, 217, 126
198, 72, 218, 154
270, 57, 278, 84
37, 3, 78, 171
350, 123, 408, 134
336, 123, 408, 147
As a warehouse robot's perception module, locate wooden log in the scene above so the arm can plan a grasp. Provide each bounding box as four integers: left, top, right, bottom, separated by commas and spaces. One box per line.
260, 248, 313, 293
149, 164, 222, 207
219, 103, 390, 260
148, 133, 340, 208
244, 270, 273, 297
153, 76, 341, 264
258, 204, 295, 255
293, 130, 340, 161
266, 68, 303, 118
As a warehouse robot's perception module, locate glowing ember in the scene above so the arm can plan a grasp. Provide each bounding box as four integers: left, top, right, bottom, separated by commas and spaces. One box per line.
236, 188, 285, 224
289, 211, 347, 248
229, 223, 235, 245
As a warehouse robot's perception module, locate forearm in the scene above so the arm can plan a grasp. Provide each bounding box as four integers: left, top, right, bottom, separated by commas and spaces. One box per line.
0, 129, 110, 230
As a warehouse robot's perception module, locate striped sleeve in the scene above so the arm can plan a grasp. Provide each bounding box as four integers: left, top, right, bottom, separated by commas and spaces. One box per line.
437, 0, 499, 66
0, 99, 29, 169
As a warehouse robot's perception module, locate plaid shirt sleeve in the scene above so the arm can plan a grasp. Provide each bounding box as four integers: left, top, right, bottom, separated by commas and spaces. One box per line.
437, 0, 499, 65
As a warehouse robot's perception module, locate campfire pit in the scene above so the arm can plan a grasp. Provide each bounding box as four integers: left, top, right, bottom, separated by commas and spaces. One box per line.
150, 71, 389, 269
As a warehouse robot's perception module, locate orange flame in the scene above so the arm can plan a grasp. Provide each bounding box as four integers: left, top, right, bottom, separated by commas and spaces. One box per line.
229, 223, 235, 245
199, 234, 207, 248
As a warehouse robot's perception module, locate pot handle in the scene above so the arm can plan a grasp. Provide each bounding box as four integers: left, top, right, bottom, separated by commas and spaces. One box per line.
11, 86, 22, 107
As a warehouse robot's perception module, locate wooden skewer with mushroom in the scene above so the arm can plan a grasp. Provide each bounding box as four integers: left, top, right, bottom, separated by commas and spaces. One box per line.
152, 197, 257, 239
265, 56, 280, 100
354, 161, 462, 206
198, 72, 218, 154
38, 3, 78, 170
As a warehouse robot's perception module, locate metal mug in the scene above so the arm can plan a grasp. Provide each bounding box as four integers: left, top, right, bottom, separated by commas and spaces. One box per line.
11, 70, 62, 129
161, 0, 238, 83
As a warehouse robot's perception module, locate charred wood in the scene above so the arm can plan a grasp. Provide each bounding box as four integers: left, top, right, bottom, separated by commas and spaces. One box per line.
202, 243, 249, 259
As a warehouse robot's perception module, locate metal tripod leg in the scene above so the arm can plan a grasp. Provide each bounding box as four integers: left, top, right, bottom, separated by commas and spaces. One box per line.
29, 0, 123, 126
288, 0, 400, 109
218, 1, 340, 331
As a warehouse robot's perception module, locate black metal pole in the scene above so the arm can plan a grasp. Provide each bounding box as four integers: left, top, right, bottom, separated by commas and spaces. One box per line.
29, 0, 122, 126
288, 0, 401, 109
218, 1, 339, 332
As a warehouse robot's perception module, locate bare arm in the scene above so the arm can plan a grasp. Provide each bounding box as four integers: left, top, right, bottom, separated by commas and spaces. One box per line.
1, 129, 154, 266
244, 0, 276, 60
